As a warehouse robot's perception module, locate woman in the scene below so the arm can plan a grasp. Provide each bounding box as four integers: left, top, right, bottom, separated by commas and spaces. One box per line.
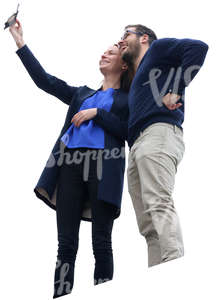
9, 19, 134, 298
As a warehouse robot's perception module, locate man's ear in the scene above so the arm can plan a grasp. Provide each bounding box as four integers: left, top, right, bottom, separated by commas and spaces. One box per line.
140, 34, 149, 45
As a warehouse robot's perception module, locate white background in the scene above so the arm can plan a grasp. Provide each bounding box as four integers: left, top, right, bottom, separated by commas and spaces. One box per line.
0, 0, 215, 299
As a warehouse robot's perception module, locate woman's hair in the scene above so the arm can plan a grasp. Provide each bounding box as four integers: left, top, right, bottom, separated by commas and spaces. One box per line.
120, 59, 135, 92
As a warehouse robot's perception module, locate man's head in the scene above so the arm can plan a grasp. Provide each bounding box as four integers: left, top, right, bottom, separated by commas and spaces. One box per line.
118, 24, 157, 65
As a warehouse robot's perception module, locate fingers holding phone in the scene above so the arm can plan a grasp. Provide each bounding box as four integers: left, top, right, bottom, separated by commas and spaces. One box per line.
9, 19, 25, 48
4, 3, 20, 30
9, 19, 23, 40
4, 4, 25, 48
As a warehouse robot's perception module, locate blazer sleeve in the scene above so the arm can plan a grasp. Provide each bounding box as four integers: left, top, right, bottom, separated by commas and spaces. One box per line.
16, 44, 78, 105
92, 108, 128, 142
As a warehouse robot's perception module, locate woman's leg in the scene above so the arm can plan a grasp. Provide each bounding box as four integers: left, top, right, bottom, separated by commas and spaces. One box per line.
84, 149, 116, 285
91, 199, 115, 285
53, 148, 87, 298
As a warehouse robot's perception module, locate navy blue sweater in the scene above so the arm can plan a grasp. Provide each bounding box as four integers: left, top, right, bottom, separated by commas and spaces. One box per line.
128, 38, 209, 148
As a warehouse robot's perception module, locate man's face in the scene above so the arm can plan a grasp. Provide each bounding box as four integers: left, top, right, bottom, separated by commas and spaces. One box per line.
118, 27, 142, 65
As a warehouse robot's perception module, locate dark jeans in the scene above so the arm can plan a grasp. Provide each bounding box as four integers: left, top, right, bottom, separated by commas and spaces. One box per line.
53, 147, 116, 298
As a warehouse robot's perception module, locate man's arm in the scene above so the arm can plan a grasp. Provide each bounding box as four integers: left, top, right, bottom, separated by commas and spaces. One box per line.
155, 38, 209, 96
16, 44, 78, 105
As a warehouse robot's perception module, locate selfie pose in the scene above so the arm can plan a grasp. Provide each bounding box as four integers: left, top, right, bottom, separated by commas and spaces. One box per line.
118, 24, 209, 267
9, 19, 133, 298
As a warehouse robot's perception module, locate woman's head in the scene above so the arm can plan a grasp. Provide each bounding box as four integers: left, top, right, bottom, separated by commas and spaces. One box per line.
99, 44, 134, 92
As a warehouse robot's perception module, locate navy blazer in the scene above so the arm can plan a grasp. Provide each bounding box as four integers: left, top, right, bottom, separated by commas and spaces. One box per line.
16, 44, 129, 221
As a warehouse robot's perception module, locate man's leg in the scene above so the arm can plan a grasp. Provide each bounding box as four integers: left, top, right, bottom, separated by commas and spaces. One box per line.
127, 123, 185, 267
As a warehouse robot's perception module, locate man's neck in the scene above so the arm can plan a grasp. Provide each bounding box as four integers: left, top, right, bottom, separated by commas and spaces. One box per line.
134, 45, 149, 72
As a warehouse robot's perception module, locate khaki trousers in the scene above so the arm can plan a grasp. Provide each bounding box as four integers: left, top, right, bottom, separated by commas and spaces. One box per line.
127, 122, 185, 267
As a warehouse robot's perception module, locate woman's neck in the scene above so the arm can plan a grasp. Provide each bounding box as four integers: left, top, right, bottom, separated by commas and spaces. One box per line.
102, 73, 121, 91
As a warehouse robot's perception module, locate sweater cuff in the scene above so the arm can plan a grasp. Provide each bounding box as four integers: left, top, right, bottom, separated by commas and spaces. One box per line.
92, 108, 103, 121
16, 44, 28, 56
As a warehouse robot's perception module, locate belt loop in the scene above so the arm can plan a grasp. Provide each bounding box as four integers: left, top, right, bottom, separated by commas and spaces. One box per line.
174, 125, 177, 133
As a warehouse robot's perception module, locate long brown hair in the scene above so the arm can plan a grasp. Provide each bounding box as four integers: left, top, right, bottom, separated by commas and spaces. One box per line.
120, 59, 135, 92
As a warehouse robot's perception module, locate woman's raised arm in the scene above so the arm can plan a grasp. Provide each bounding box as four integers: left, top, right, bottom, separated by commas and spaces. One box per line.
9, 19, 78, 105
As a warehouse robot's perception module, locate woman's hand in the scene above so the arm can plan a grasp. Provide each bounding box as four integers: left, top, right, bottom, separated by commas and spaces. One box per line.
9, 18, 25, 48
71, 108, 97, 127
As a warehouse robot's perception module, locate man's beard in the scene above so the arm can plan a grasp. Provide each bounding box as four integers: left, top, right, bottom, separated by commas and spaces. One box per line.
122, 40, 141, 66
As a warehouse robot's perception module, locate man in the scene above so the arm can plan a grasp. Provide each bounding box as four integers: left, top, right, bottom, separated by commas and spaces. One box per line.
118, 24, 208, 267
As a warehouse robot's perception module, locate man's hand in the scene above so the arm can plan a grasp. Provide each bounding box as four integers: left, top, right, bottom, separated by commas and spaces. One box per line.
71, 108, 97, 127
162, 93, 182, 110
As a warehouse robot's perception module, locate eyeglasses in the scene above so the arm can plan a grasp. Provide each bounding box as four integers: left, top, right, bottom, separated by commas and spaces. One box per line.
121, 29, 143, 40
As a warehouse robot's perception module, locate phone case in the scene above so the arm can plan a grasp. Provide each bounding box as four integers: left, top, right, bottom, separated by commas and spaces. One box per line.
4, 4, 20, 30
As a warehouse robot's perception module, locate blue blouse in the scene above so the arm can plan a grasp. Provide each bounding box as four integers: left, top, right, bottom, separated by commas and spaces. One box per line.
60, 88, 114, 148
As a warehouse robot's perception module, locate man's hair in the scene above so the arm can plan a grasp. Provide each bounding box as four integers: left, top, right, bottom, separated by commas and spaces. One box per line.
125, 24, 157, 45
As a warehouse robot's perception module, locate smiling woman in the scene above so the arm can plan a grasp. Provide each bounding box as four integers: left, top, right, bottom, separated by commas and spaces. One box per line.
8, 18, 135, 298
99, 44, 134, 92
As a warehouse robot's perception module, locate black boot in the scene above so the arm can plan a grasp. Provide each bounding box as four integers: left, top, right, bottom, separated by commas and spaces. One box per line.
53, 258, 75, 298
93, 249, 114, 285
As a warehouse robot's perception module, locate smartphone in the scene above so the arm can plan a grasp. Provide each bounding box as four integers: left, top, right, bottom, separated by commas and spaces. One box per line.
4, 3, 20, 30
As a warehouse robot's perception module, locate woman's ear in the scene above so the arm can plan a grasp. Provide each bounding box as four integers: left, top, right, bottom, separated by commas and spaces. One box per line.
122, 63, 128, 71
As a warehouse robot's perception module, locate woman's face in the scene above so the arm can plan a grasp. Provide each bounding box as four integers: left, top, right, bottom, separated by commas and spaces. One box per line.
99, 44, 127, 75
